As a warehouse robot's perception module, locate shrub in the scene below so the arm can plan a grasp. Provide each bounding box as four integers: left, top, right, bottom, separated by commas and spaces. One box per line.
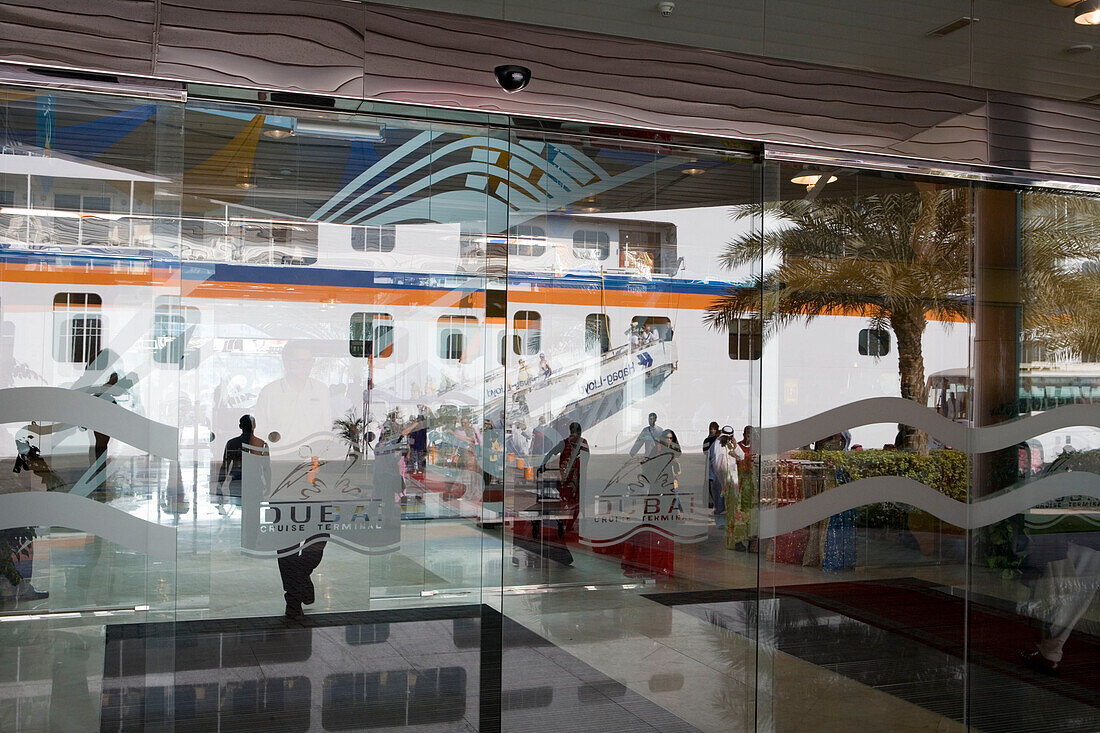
789, 448, 969, 530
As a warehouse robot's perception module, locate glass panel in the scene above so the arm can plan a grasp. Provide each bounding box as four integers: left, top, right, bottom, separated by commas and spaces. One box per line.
968, 186, 1100, 731
0, 85, 183, 728
501, 130, 763, 732
756, 163, 974, 729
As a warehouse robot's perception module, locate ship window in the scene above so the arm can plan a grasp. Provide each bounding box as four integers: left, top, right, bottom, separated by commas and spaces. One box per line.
53, 292, 103, 364
350, 313, 394, 358
631, 316, 673, 343
512, 311, 542, 355
585, 314, 611, 355
858, 328, 891, 357
728, 318, 761, 360
153, 302, 200, 368
506, 225, 546, 256
572, 229, 610, 260
351, 225, 396, 252
438, 315, 479, 361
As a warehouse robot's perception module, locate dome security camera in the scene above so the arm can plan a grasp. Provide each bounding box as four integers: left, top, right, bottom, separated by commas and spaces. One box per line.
658, 1, 675, 16
494, 65, 531, 93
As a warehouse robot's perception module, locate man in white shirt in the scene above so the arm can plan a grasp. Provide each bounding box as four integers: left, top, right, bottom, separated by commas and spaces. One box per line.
254, 341, 334, 454
253, 340, 334, 619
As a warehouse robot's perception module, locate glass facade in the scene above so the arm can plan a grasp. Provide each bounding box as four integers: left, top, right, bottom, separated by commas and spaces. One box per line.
1, 84, 1098, 732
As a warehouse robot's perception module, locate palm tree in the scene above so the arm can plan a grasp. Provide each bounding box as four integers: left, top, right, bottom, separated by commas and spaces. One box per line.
705, 185, 1100, 451
1019, 193, 1100, 361
333, 410, 366, 457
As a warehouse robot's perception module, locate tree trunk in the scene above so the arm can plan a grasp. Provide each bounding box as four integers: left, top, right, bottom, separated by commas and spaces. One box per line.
891, 306, 929, 454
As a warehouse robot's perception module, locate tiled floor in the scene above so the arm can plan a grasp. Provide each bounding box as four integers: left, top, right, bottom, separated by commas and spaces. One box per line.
93, 607, 703, 733
1, 462, 1097, 732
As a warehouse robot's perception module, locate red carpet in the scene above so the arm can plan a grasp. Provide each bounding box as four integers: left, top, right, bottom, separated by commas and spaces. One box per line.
777, 578, 1099, 704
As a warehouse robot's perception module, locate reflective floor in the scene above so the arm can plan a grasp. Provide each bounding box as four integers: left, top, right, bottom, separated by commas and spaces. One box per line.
3, 479, 1097, 732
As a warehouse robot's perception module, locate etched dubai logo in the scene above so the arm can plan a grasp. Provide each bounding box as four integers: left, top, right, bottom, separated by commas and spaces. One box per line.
258, 500, 387, 535
241, 453, 402, 556
580, 451, 708, 547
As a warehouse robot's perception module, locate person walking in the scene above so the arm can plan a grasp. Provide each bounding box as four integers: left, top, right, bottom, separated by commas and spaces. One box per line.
537, 422, 589, 535
709, 425, 744, 518
629, 412, 664, 458
728, 425, 756, 551
703, 421, 719, 510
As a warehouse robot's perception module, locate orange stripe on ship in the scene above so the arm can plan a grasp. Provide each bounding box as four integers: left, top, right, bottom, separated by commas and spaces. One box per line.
0, 265, 970, 321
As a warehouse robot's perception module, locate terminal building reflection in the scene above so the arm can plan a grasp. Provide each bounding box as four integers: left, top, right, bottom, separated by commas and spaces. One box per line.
0, 8, 1099, 730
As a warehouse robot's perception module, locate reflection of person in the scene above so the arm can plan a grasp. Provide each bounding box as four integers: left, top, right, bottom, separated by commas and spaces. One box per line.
622, 429, 681, 578
709, 426, 744, 517
506, 422, 531, 458
531, 416, 550, 455
1020, 538, 1100, 674
537, 422, 589, 532
703, 421, 720, 510
629, 413, 664, 458
539, 353, 552, 379
518, 359, 533, 384
216, 414, 267, 506
253, 342, 333, 450
728, 426, 756, 551
407, 414, 427, 474
253, 342, 333, 620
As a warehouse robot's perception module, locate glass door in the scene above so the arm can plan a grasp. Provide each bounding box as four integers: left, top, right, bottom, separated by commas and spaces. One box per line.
498, 128, 765, 732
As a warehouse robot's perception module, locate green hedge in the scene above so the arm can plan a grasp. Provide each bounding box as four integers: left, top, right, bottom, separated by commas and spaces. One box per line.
790, 449, 969, 501
790, 448, 969, 531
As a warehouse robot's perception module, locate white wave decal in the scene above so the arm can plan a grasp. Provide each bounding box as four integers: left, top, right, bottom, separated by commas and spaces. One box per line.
0, 492, 175, 562
758, 472, 1100, 538
766, 398, 1100, 454
0, 386, 178, 460
579, 524, 709, 548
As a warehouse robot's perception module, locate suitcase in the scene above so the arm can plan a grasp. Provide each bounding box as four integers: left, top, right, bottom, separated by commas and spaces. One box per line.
535, 476, 561, 502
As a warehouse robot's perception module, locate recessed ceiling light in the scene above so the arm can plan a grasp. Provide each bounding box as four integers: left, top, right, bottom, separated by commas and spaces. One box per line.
1076, 0, 1100, 25
682, 167, 706, 175
1067, 43, 1095, 53
925, 16, 977, 38
790, 172, 838, 190
263, 128, 293, 139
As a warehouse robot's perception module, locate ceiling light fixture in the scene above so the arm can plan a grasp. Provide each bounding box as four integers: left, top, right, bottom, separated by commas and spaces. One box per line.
682, 167, 706, 175
925, 16, 977, 38
790, 172, 838, 190
263, 128, 293, 139
1076, 0, 1100, 25
294, 118, 385, 141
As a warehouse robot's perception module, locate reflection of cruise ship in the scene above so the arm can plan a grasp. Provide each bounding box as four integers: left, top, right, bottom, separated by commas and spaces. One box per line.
1, 190, 949, 466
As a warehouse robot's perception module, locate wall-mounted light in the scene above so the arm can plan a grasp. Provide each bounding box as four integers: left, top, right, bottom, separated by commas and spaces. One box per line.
790, 172, 838, 190
235, 167, 254, 190
1077, 0, 1100, 25
295, 118, 385, 141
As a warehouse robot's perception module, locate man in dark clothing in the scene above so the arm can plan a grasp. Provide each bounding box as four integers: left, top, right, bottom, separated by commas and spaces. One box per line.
216, 414, 262, 501
407, 414, 428, 474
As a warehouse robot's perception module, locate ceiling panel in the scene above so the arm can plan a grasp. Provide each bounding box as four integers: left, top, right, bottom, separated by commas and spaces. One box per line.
363, 0, 1100, 104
